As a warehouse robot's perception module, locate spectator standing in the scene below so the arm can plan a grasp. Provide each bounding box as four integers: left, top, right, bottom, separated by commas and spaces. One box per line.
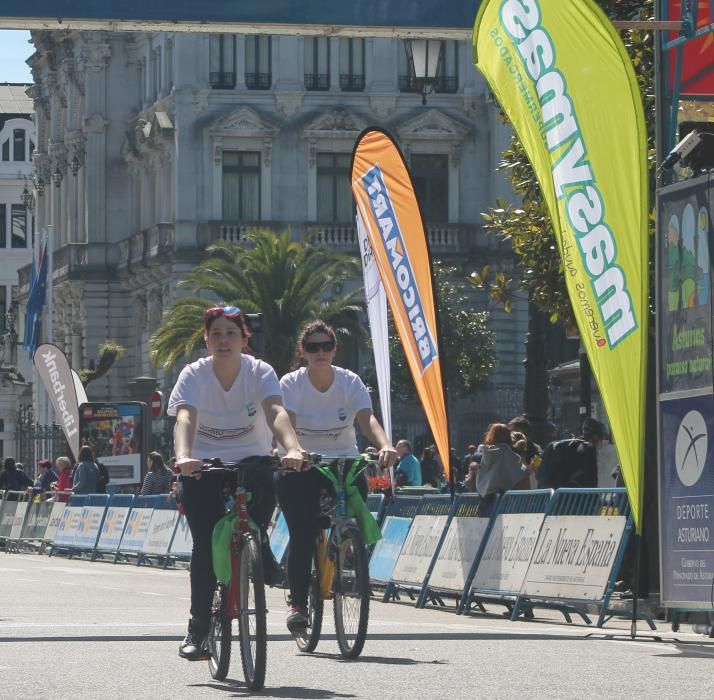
461, 444, 479, 472
72, 445, 100, 494
476, 423, 528, 512
464, 461, 479, 493
537, 417, 606, 489
141, 452, 174, 495
0, 457, 33, 495
420, 446, 440, 488
508, 416, 543, 468
395, 439, 422, 486
33, 459, 58, 495
53, 456, 74, 502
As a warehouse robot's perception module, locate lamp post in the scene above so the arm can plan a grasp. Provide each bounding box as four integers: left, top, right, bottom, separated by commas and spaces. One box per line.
20, 178, 32, 208
404, 39, 443, 105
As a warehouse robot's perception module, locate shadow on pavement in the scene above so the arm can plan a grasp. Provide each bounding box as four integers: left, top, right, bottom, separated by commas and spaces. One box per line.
189, 681, 356, 698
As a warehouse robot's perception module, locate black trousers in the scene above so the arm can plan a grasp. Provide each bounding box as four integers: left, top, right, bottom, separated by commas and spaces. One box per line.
181, 467, 276, 624
277, 467, 368, 609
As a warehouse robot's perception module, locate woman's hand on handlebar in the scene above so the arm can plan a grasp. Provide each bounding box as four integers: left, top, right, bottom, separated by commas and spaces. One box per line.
176, 456, 202, 477
378, 445, 399, 469
281, 447, 305, 472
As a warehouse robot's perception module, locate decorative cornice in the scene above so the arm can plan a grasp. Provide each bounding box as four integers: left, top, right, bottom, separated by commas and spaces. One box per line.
208, 106, 279, 137
303, 108, 367, 140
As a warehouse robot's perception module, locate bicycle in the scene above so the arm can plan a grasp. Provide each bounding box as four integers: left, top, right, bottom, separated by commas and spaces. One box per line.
295, 453, 376, 658
200, 457, 277, 690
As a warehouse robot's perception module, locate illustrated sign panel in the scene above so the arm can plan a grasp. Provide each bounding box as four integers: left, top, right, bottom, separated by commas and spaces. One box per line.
369, 516, 412, 583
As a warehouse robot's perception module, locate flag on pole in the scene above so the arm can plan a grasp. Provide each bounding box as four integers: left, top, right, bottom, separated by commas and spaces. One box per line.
24, 238, 48, 356
356, 211, 392, 442
473, 0, 648, 531
351, 128, 451, 480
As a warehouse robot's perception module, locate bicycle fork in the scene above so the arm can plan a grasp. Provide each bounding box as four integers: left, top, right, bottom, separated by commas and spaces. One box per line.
228, 487, 250, 618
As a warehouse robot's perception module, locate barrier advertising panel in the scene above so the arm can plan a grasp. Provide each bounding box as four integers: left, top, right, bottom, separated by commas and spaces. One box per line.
429, 517, 490, 592
74, 497, 110, 550
119, 501, 155, 553
52, 497, 86, 548
142, 509, 179, 556
391, 514, 448, 586
9, 501, 29, 540
44, 502, 68, 542
472, 512, 545, 594
369, 516, 412, 583
169, 514, 193, 558
96, 497, 134, 552
0, 500, 18, 539
269, 512, 290, 565
521, 515, 627, 600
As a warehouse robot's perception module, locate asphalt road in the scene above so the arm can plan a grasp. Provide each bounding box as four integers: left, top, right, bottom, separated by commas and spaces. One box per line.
1, 553, 713, 699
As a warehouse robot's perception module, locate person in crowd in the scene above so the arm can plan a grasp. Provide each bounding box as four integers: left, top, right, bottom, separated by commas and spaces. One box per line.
73, 445, 100, 494
464, 460, 479, 493
420, 445, 440, 488
32, 459, 58, 496
509, 431, 533, 490
395, 439, 421, 487
0, 456, 33, 497
168, 305, 303, 660
52, 456, 74, 502
461, 444, 479, 472
278, 319, 397, 636
508, 416, 543, 469
476, 423, 528, 512
537, 417, 606, 489
141, 452, 174, 495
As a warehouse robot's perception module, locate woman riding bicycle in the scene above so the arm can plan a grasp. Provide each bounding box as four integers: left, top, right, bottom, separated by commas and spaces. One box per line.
168, 306, 304, 660
278, 320, 397, 636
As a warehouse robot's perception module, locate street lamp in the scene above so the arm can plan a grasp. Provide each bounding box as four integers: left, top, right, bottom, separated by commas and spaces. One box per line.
70, 146, 82, 176
404, 39, 443, 105
20, 178, 32, 208
52, 166, 63, 188
35, 176, 45, 197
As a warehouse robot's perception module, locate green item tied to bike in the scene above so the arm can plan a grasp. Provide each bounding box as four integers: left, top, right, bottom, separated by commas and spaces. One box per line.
315, 460, 383, 546
212, 511, 237, 585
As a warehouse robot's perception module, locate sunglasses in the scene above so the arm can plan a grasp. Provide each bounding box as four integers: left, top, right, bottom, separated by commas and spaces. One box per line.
303, 340, 336, 353
205, 305, 242, 319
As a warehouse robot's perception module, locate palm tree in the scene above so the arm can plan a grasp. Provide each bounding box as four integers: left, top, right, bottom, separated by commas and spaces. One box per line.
150, 228, 364, 376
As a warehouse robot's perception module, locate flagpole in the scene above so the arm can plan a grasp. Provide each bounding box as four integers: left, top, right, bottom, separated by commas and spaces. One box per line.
45, 225, 54, 427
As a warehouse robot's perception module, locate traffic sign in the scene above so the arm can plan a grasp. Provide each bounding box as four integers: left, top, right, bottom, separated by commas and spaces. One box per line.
150, 390, 164, 418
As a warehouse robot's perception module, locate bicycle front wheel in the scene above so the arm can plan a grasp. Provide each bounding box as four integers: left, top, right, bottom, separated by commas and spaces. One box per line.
207, 584, 231, 680
238, 535, 267, 691
333, 527, 370, 658
296, 542, 324, 653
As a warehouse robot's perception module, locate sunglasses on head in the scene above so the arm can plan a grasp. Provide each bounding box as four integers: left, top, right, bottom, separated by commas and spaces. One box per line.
204, 305, 242, 320
303, 340, 336, 353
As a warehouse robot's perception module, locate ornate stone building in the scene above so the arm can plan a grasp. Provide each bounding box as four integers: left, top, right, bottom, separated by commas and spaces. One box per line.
20, 30, 527, 450
0, 83, 35, 458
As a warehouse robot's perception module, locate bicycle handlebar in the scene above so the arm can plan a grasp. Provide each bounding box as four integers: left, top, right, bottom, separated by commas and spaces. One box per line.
308, 453, 379, 464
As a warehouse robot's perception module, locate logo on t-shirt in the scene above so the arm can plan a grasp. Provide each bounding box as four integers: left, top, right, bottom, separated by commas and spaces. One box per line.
338, 407, 347, 421
245, 401, 257, 417
198, 424, 255, 441
298, 427, 347, 442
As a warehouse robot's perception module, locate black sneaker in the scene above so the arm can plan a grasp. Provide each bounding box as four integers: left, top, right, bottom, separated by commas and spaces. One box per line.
178, 618, 209, 661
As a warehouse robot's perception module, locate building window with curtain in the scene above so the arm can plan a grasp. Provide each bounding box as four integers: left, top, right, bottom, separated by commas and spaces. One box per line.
222, 151, 261, 220
304, 37, 330, 91
13, 129, 25, 161
245, 36, 271, 90
410, 154, 448, 222
398, 40, 459, 94
210, 34, 236, 89
317, 153, 352, 223
339, 38, 364, 91
11, 204, 28, 248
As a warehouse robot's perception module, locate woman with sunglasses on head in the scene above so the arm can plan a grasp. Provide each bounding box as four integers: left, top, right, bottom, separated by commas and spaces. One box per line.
278, 319, 398, 636
167, 306, 304, 661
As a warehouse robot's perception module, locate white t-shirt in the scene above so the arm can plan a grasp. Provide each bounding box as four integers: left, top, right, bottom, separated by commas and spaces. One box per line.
167, 355, 282, 461
280, 366, 372, 456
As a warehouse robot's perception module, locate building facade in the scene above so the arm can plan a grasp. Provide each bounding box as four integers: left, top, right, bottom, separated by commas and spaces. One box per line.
0, 83, 35, 458
20, 30, 527, 453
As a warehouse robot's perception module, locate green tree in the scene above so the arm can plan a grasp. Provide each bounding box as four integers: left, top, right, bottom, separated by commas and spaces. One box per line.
80, 341, 126, 387
472, 0, 655, 324
386, 262, 497, 401
150, 229, 364, 376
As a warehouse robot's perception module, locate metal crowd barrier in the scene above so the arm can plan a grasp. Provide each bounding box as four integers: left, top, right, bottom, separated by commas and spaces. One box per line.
458, 489, 553, 616
368, 495, 420, 589
416, 493, 485, 609
384, 495, 454, 603
511, 487, 654, 629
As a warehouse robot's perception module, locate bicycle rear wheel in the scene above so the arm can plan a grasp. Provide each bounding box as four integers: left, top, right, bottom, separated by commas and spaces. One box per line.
333, 527, 370, 659
238, 535, 267, 690
295, 542, 324, 653
207, 584, 232, 680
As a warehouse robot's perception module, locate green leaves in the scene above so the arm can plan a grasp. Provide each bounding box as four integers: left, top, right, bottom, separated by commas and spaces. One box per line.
149, 228, 364, 376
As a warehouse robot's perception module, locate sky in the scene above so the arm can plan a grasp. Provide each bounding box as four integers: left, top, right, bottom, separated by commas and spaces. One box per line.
0, 31, 33, 83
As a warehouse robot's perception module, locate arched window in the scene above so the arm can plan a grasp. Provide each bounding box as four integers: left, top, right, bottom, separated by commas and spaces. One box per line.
13, 129, 25, 161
